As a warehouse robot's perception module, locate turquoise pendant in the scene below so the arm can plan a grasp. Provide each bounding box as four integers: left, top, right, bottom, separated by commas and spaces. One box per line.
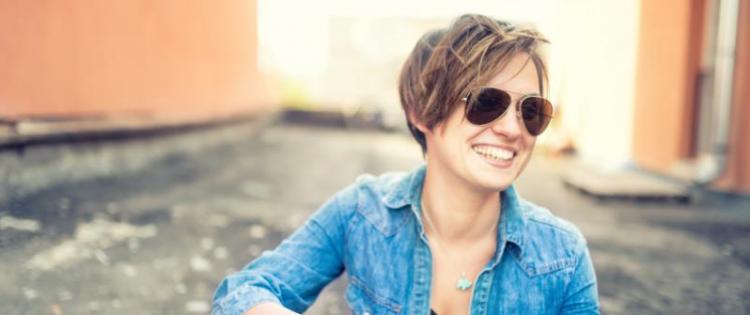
456, 273, 472, 291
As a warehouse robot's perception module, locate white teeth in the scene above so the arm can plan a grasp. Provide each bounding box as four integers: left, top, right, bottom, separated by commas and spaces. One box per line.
473, 145, 514, 161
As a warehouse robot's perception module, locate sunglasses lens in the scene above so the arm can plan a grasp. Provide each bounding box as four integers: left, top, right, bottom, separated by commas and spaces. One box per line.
520, 96, 553, 135
466, 88, 511, 125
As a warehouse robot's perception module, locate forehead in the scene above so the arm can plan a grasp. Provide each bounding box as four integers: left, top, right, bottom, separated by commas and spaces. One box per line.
484, 53, 540, 96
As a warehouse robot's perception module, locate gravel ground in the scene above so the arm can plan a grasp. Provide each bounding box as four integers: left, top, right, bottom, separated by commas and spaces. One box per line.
1, 118, 748, 314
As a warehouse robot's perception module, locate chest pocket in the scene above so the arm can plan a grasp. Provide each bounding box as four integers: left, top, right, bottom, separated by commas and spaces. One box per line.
345, 276, 402, 315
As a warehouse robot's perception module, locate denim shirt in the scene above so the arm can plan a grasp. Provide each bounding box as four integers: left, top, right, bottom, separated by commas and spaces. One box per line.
212, 164, 600, 315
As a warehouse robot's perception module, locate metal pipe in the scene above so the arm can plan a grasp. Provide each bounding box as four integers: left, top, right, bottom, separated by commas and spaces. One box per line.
695, 0, 740, 185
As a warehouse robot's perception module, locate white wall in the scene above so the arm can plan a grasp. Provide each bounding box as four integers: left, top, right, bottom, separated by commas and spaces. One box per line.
258, 0, 641, 167
547, 0, 641, 168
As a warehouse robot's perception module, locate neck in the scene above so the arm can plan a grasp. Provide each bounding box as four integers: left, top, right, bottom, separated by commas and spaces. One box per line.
420, 160, 502, 246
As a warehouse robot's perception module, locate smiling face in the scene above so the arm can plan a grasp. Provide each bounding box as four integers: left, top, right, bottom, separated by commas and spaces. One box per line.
415, 53, 541, 192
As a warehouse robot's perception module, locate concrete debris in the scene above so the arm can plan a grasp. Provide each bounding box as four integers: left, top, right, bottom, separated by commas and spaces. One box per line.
248, 224, 267, 239
0, 215, 41, 232
119, 263, 138, 277
185, 300, 210, 313
200, 237, 214, 251
22, 287, 38, 300
190, 255, 212, 272
213, 246, 228, 260
27, 219, 156, 271
94, 249, 109, 265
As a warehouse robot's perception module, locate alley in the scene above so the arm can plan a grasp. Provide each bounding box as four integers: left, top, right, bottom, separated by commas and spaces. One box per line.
1, 118, 748, 314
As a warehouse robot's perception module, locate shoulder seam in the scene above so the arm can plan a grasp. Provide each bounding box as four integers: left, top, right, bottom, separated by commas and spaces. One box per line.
526, 216, 580, 237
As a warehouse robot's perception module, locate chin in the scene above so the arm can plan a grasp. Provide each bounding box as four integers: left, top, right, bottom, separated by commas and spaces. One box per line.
466, 167, 517, 192
478, 176, 515, 192
464, 147, 526, 187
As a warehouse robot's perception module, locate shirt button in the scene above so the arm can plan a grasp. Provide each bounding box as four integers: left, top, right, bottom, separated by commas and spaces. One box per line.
364, 312, 371, 315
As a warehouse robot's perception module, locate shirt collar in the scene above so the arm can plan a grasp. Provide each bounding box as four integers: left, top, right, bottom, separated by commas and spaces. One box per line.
495, 184, 527, 263
381, 164, 426, 209
381, 163, 527, 256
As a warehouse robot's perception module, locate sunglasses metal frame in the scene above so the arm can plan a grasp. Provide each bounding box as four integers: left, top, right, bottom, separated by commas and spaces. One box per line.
461, 87, 554, 135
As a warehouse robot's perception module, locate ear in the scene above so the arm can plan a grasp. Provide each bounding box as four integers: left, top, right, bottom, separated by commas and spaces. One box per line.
408, 111, 432, 135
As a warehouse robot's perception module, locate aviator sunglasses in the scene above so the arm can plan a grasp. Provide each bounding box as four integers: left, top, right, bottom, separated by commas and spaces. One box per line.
462, 87, 554, 136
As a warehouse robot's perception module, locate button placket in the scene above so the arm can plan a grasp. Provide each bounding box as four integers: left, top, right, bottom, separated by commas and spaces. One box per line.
409, 233, 432, 315
469, 270, 494, 315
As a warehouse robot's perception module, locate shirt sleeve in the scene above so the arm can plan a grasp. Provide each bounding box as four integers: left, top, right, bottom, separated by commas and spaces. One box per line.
212, 185, 355, 315
559, 238, 600, 315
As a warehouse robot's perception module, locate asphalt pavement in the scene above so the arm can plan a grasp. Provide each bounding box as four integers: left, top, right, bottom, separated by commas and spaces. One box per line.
1, 116, 748, 314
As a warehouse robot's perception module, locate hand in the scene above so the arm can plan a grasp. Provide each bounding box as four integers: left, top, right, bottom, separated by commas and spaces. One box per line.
243, 302, 300, 315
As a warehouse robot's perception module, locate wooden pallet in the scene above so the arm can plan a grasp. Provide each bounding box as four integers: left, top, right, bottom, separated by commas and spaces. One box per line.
562, 164, 690, 203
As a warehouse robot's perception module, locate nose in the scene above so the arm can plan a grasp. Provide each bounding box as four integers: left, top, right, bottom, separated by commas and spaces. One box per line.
489, 102, 524, 139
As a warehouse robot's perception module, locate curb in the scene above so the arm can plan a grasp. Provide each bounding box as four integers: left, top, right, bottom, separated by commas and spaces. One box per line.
0, 111, 278, 152
0, 112, 280, 206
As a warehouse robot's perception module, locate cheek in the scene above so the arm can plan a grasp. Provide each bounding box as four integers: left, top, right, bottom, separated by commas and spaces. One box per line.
521, 134, 536, 151
443, 120, 479, 148
520, 131, 536, 150
460, 120, 488, 139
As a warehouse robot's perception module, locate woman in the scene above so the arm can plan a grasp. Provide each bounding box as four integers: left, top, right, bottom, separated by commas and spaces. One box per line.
213, 14, 599, 315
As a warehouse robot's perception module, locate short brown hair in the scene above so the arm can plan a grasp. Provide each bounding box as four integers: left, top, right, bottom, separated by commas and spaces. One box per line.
398, 14, 549, 154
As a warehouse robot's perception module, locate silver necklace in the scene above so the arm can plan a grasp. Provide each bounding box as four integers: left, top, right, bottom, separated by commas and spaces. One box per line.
420, 199, 498, 292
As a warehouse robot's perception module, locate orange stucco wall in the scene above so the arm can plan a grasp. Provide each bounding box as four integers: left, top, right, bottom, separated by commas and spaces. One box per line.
0, 0, 265, 120
632, 0, 704, 171
633, 0, 750, 193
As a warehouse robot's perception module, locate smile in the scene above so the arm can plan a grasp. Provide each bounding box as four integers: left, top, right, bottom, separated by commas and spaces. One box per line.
471, 145, 516, 162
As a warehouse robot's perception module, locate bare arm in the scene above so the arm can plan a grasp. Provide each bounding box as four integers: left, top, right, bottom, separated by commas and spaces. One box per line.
243, 302, 300, 315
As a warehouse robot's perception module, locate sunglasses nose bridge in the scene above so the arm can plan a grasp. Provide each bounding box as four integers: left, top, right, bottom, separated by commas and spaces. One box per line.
489, 101, 525, 137
514, 102, 523, 119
